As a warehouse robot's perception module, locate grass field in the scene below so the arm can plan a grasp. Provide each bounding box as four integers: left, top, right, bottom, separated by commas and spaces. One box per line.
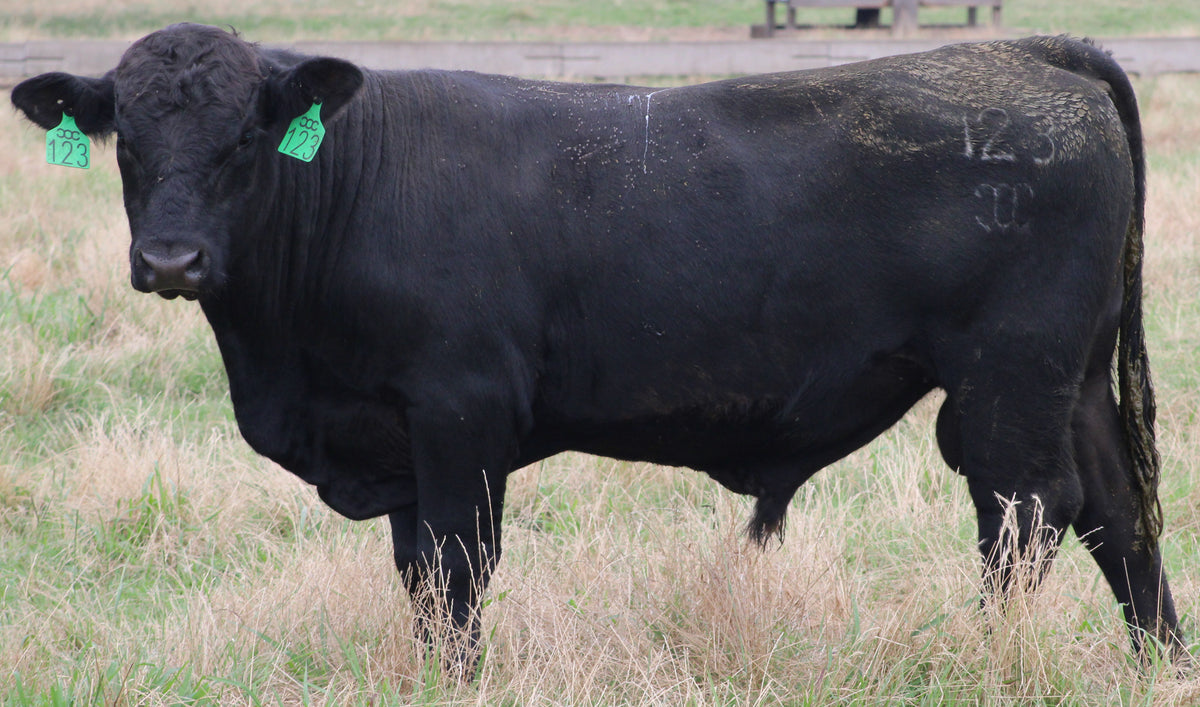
2, 7, 1200, 706
0, 0, 1199, 41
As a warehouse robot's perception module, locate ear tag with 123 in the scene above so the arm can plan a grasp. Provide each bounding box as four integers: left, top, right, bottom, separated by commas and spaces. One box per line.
46, 114, 90, 169
278, 102, 325, 162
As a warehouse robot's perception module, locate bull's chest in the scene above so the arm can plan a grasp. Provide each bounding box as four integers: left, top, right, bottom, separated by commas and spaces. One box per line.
212, 326, 417, 519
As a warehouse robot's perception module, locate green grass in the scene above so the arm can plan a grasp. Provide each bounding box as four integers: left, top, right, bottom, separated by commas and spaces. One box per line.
0, 0, 1198, 41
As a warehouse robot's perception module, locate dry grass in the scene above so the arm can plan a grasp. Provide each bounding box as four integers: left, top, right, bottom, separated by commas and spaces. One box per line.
1, 70, 1199, 704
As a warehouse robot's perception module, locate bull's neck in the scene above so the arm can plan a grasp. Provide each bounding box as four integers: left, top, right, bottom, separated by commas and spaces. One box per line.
230, 72, 399, 333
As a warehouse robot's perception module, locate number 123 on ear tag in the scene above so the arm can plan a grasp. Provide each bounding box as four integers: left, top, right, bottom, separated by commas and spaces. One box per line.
46, 114, 90, 169
278, 103, 325, 162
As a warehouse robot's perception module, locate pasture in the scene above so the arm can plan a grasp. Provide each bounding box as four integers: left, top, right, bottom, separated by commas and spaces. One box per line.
0, 0, 1199, 40
2, 4, 1200, 705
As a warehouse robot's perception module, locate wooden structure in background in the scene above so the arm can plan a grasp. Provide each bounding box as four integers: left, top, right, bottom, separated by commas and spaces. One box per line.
759, 0, 1003, 37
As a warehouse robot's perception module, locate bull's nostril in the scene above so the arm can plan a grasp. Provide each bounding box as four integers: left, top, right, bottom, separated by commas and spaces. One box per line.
138, 248, 208, 293
185, 251, 209, 280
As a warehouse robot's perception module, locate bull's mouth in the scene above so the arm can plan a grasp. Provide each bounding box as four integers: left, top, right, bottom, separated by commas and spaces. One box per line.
155, 289, 200, 301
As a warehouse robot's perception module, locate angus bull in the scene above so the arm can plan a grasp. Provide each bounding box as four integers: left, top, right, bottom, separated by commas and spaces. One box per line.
12, 24, 1185, 664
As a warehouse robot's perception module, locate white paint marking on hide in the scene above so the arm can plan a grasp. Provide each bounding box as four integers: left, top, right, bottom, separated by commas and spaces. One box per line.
963, 108, 1016, 163
973, 182, 1035, 233
642, 88, 670, 174
1032, 128, 1056, 166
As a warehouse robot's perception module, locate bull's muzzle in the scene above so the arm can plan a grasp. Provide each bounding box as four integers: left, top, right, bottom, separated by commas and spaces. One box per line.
133, 248, 208, 300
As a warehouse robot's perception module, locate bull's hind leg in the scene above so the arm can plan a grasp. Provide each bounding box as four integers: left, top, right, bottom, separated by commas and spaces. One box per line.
948, 355, 1085, 613
1071, 365, 1184, 658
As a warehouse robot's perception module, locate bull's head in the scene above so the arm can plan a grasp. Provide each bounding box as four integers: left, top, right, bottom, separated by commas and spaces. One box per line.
11, 23, 363, 301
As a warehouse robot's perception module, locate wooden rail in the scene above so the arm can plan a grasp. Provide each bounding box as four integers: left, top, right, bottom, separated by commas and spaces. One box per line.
759, 0, 1002, 38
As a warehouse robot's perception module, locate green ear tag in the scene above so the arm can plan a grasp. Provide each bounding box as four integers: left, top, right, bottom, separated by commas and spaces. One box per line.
278, 102, 325, 162
46, 114, 90, 169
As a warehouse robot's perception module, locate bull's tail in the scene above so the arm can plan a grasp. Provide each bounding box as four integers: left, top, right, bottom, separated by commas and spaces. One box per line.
1025, 37, 1162, 543
1108, 62, 1163, 545
1070, 39, 1162, 543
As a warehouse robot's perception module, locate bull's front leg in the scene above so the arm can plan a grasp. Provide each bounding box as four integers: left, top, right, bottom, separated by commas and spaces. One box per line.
389, 401, 513, 674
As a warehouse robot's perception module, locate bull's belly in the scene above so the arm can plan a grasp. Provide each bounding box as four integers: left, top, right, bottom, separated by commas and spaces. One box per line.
522, 361, 937, 491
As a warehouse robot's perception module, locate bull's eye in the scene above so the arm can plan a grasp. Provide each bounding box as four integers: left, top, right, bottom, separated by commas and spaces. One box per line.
237, 130, 256, 149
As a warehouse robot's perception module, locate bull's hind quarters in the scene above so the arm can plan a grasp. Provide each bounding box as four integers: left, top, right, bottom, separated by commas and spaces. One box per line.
11, 24, 1185, 666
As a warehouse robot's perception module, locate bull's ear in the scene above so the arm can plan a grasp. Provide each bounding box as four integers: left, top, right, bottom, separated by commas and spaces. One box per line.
11, 71, 116, 137
267, 57, 363, 125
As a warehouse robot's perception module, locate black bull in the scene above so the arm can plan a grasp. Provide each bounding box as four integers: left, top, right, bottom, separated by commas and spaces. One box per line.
12, 25, 1185, 662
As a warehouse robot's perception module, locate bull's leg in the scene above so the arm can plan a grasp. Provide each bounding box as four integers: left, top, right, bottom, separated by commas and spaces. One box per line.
390, 400, 513, 674
388, 506, 418, 590
390, 499, 501, 671
388, 506, 445, 642
950, 360, 1084, 615
1070, 368, 1184, 659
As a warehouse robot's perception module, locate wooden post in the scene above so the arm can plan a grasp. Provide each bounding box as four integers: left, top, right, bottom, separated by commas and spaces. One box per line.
892, 0, 918, 36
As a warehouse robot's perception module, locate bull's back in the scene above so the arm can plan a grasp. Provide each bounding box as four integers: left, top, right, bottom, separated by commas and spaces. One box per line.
534, 42, 1129, 343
